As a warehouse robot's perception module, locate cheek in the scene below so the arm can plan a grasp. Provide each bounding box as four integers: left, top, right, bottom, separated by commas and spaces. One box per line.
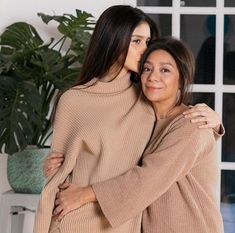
124, 52, 138, 72
127, 49, 136, 62
169, 79, 180, 95
140, 74, 146, 85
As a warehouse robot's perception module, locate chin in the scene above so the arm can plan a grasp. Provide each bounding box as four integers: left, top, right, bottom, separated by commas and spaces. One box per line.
130, 65, 138, 73
144, 95, 159, 102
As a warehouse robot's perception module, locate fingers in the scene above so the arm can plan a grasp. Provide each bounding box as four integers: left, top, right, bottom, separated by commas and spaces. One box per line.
44, 167, 59, 177
43, 152, 64, 177
190, 116, 208, 124
194, 103, 207, 108
44, 159, 63, 172
183, 103, 221, 130
43, 163, 61, 177
53, 201, 64, 216
53, 190, 70, 221
184, 111, 209, 119
198, 123, 214, 129
57, 209, 68, 221
54, 198, 60, 206
59, 183, 71, 189
48, 152, 64, 159
47, 157, 64, 165
183, 104, 212, 121
183, 103, 211, 117
45, 153, 64, 167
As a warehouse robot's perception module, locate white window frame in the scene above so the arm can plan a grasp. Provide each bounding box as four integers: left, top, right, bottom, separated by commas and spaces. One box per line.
124, 0, 235, 205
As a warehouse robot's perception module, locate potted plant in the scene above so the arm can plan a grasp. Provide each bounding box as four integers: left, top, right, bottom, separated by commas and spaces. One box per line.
0, 10, 95, 193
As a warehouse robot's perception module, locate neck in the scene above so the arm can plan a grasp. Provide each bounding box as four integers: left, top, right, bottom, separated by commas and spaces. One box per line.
100, 67, 129, 82
152, 101, 185, 120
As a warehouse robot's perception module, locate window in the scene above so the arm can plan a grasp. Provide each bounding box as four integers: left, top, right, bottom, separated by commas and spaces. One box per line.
124, 0, 235, 232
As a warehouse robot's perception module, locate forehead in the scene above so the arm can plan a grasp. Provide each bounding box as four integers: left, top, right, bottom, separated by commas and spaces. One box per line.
147, 49, 177, 66
132, 22, 151, 37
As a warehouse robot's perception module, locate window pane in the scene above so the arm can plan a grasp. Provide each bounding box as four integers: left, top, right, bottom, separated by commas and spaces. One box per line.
225, 0, 235, 7
190, 92, 214, 109
148, 14, 172, 36
221, 170, 235, 233
224, 15, 235, 85
222, 94, 235, 162
137, 0, 172, 6
181, 15, 216, 84
180, 0, 216, 7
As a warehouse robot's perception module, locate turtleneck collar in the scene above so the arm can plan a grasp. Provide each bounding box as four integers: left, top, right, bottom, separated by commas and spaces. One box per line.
77, 72, 133, 94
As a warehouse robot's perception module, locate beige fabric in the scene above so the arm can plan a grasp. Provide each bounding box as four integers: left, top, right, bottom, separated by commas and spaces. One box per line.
92, 112, 224, 233
33, 73, 155, 233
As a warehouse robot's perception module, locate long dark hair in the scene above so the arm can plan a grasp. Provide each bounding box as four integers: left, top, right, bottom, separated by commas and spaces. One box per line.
52, 5, 159, 121
139, 37, 195, 105
77, 5, 159, 85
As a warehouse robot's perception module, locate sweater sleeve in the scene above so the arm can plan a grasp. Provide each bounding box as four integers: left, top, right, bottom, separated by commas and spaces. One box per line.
213, 123, 225, 141
34, 91, 82, 233
92, 117, 216, 227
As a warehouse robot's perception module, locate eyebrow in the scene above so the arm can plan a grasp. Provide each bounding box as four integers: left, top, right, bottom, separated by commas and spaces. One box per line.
144, 60, 174, 67
144, 61, 153, 65
132, 35, 150, 39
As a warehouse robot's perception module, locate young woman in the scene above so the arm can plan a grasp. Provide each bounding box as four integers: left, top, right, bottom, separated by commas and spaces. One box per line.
54, 37, 224, 233
34, 5, 223, 233
34, 5, 159, 233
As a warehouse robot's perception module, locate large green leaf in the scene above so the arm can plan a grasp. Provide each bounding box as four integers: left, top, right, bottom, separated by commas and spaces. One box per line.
0, 22, 45, 82
0, 75, 42, 154
38, 10, 94, 61
0, 10, 92, 153
0, 22, 43, 51
38, 10, 95, 38
0, 54, 12, 74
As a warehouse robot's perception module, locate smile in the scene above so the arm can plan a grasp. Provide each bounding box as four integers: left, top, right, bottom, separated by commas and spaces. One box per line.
146, 86, 163, 91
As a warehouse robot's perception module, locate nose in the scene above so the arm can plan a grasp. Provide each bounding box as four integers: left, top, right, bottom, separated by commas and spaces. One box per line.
140, 42, 148, 55
147, 71, 160, 82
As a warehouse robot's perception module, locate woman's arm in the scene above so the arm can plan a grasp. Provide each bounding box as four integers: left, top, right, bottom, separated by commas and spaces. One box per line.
34, 91, 81, 233
53, 183, 96, 221
44, 103, 223, 177
183, 103, 225, 137
43, 152, 64, 177
53, 117, 216, 226
90, 118, 215, 227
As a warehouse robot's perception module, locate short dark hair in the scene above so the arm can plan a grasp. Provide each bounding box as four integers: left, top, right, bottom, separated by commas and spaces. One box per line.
139, 37, 195, 105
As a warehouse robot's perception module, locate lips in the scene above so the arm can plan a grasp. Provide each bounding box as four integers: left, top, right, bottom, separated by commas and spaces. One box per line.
146, 85, 163, 90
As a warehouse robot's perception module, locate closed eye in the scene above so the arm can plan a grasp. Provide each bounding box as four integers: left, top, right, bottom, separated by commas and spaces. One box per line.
132, 39, 141, 44
146, 39, 151, 46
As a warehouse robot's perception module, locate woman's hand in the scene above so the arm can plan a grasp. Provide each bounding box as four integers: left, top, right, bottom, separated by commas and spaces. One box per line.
43, 152, 64, 177
183, 103, 221, 131
53, 183, 96, 221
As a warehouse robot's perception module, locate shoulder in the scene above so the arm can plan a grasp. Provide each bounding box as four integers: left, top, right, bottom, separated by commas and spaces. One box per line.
59, 88, 79, 101
57, 88, 83, 106
169, 114, 215, 144
55, 89, 82, 116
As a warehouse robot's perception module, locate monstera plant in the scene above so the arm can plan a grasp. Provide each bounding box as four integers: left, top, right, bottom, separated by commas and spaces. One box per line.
0, 10, 94, 154
0, 10, 94, 193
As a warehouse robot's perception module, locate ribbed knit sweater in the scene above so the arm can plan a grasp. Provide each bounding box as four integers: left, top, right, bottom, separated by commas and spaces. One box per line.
33, 73, 156, 233
92, 110, 224, 233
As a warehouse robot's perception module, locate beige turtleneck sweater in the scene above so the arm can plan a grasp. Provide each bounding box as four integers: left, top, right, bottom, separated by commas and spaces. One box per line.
33, 74, 156, 233
92, 112, 224, 233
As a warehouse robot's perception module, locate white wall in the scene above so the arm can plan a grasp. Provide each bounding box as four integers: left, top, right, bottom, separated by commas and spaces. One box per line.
0, 1, 124, 232
0, 156, 11, 193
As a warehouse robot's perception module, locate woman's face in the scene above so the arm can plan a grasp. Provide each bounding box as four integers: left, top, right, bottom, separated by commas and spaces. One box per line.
141, 49, 180, 106
123, 22, 151, 73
